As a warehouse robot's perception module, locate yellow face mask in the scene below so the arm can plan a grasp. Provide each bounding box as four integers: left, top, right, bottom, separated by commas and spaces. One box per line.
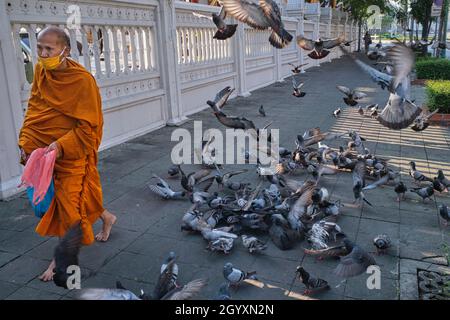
38, 47, 67, 70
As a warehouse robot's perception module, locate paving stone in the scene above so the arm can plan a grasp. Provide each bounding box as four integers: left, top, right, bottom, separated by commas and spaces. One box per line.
0, 280, 21, 299
5, 286, 62, 300
0, 255, 49, 285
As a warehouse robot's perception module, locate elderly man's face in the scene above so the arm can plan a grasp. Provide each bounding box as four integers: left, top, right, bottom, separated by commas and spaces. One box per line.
37, 33, 68, 58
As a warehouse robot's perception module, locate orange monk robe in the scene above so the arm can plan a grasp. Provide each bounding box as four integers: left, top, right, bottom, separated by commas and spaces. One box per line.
18, 59, 104, 245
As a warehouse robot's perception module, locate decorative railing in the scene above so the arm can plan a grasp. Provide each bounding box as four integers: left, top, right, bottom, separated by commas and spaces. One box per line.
0, 0, 360, 199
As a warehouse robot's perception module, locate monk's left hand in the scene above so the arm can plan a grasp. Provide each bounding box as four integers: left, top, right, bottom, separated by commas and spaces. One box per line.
47, 142, 61, 159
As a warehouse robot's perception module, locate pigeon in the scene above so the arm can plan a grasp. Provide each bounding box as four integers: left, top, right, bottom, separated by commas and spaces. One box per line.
53, 223, 83, 289
200, 224, 238, 242
296, 35, 345, 59
409, 161, 433, 184
295, 266, 330, 295
259, 105, 266, 117
334, 239, 377, 278
394, 181, 407, 201
148, 174, 185, 200
221, 0, 293, 49
343, 42, 422, 129
215, 169, 248, 188
333, 108, 341, 118
223, 262, 257, 286
411, 109, 439, 132
410, 185, 434, 202
269, 214, 298, 250
152, 254, 180, 300
292, 77, 306, 97
216, 282, 232, 300
373, 234, 391, 255
192, 6, 238, 40
438, 204, 449, 226
433, 178, 447, 193
289, 63, 308, 74
437, 170, 450, 188
432, 40, 450, 50
352, 160, 372, 206
207, 237, 234, 254
159, 278, 207, 300
76, 288, 141, 300
358, 106, 364, 116
168, 165, 180, 178
336, 86, 367, 106
241, 235, 267, 254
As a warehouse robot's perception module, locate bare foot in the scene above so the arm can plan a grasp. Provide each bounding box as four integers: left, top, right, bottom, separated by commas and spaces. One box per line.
95, 210, 117, 242
39, 259, 56, 282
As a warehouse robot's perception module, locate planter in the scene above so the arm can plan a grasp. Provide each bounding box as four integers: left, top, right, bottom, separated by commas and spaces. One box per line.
429, 113, 450, 127
412, 79, 427, 86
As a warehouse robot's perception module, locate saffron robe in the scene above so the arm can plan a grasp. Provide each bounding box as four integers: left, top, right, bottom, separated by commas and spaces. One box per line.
19, 59, 104, 245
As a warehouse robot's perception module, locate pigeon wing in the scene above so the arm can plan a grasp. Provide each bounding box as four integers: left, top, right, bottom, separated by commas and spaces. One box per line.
322, 36, 344, 49
213, 86, 235, 109
296, 36, 315, 51
388, 42, 415, 95
164, 278, 207, 300
336, 85, 351, 96
77, 288, 141, 300
221, 0, 270, 29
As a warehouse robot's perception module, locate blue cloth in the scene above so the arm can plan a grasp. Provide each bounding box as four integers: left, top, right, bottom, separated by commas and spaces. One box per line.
27, 179, 55, 218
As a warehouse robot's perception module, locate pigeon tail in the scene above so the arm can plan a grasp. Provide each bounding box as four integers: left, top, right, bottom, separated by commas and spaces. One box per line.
377, 98, 422, 130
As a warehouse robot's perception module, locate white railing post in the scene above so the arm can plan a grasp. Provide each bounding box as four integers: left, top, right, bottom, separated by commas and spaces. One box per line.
313, 5, 320, 67
298, 6, 305, 73
235, 24, 250, 97
326, 10, 332, 62
0, 0, 26, 199
159, 0, 187, 126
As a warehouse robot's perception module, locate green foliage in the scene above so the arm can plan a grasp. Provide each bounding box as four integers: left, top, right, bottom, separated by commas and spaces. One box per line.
426, 80, 450, 113
417, 58, 450, 80
342, 0, 392, 22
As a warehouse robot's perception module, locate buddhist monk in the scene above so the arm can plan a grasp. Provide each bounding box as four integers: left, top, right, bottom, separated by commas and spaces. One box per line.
18, 26, 117, 282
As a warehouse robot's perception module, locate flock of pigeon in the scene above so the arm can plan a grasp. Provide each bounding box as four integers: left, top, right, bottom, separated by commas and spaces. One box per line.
47, 0, 449, 300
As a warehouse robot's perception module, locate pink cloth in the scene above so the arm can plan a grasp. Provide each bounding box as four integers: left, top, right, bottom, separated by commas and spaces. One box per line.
20, 148, 56, 205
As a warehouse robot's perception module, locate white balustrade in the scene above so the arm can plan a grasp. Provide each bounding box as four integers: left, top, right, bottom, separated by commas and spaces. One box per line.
0, 0, 359, 199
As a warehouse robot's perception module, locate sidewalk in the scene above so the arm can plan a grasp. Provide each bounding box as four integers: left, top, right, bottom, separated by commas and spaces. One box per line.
0, 53, 449, 300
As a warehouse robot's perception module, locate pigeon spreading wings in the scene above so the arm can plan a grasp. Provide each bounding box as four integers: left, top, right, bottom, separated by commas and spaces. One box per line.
221, 0, 293, 48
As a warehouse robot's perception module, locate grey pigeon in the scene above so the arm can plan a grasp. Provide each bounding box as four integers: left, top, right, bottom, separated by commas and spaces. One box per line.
295, 266, 330, 295
223, 262, 257, 286
394, 181, 407, 201
297, 35, 345, 59
207, 237, 234, 254
334, 239, 377, 278
148, 174, 185, 200
336, 86, 367, 106
437, 170, 450, 188
409, 161, 432, 184
333, 108, 341, 118
344, 42, 422, 129
192, 6, 238, 40
77, 288, 141, 300
292, 77, 306, 97
216, 282, 231, 300
410, 185, 434, 202
438, 204, 449, 226
259, 105, 266, 117
221, 0, 293, 49
373, 234, 391, 255
241, 235, 267, 254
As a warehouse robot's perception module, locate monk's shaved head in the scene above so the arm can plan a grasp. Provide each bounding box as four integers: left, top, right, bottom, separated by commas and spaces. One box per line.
38, 26, 71, 49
